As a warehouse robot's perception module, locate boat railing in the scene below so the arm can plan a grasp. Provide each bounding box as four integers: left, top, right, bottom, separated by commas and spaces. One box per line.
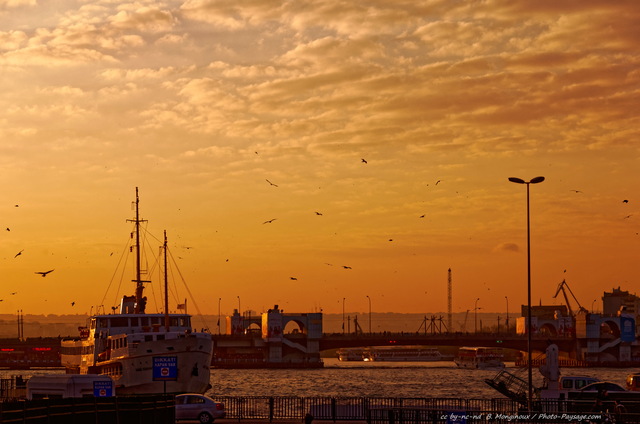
484, 369, 528, 404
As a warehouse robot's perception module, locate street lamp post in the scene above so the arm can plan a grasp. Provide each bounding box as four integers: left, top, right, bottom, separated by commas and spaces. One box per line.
366, 295, 371, 334
342, 298, 346, 334
218, 297, 221, 334
509, 175, 545, 411
505, 296, 509, 332
474, 298, 480, 333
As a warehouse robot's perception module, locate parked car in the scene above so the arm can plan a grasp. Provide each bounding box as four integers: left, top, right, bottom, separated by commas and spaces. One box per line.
175, 394, 226, 423
580, 382, 627, 393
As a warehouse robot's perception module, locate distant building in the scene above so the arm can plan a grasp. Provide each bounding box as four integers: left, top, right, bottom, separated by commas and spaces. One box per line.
521, 305, 569, 320
602, 287, 640, 334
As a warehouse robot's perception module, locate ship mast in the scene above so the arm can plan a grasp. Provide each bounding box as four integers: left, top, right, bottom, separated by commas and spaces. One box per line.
127, 187, 150, 314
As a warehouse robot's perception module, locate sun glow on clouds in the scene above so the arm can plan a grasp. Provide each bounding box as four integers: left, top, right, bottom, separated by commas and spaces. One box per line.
0, 0, 639, 317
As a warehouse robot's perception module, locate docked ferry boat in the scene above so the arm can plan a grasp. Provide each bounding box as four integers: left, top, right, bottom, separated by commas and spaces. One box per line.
337, 348, 366, 361
455, 347, 505, 369
60, 188, 213, 395
363, 346, 453, 362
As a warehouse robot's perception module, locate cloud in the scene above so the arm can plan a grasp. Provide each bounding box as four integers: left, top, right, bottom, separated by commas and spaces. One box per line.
494, 243, 520, 253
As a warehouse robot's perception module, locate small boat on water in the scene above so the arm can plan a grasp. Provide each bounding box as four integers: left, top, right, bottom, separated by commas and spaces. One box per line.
363, 346, 453, 362
61, 188, 213, 395
337, 348, 366, 361
455, 347, 505, 369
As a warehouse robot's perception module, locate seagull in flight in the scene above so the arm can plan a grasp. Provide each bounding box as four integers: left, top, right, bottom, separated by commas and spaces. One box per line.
14, 250, 24, 258
290, 277, 298, 280
265, 179, 278, 187
315, 211, 323, 216
623, 199, 629, 203
35, 269, 55, 277
570, 190, 583, 193
361, 158, 367, 164
263, 218, 277, 224
342, 265, 352, 269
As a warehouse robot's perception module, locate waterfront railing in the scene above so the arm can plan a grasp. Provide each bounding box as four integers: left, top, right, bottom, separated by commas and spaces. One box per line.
215, 396, 640, 423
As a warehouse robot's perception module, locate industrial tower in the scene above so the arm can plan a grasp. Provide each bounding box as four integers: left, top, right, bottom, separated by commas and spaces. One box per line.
447, 268, 452, 332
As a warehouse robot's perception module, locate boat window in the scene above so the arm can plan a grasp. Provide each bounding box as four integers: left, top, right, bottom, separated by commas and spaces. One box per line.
184, 317, 191, 327
575, 380, 588, 389
130, 317, 139, 326
170, 318, 179, 327
150, 317, 160, 325
90, 319, 96, 330
562, 380, 574, 389
99, 318, 109, 328
111, 317, 129, 327
145, 335, 153, 342
140, 317, 149, 326
157, 335, 165, 341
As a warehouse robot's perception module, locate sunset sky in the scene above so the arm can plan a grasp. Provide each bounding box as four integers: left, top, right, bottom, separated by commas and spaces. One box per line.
1, 1, 639, 320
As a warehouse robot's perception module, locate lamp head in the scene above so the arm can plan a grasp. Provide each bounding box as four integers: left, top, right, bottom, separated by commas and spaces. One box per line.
530, 176, 545, 184
508, 177, 525, 184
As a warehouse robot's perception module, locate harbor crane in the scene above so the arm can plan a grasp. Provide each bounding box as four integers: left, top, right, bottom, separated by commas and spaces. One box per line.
553, 279, 588, 317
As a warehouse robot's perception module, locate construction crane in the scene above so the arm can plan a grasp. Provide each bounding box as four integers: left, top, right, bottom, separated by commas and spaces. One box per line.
553, 279, 588, 317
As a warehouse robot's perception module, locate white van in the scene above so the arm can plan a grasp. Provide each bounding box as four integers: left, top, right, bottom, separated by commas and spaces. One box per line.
27, 374, 115, 399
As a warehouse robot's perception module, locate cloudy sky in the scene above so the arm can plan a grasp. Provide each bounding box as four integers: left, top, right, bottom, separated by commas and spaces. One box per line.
1, 0, 639, 321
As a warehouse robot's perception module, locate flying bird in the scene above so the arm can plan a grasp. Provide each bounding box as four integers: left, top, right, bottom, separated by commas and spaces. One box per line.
71, 302, 75, 306
290, 277, 298, 280
10, 292, 17, 295
419, 214, 425, 218
570, 190, 582, 193
361, 158, 367, 164
5, 228, 9, 231
14, 250, 24, 258
265, 179, 278, 187
35, 269, 55, 277
262, 218, 277, 224
315, 211, 323, 216
342, 265, 352, 269
623, 199, 629, 203
435, 180, 441, 185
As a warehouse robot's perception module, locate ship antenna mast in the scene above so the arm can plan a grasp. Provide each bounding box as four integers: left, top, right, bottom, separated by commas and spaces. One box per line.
164, 230, 170, 332
127, 187, 150, 313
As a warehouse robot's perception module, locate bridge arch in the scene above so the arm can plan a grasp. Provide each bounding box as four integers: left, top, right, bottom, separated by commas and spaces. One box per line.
538, 323, 558, 337
283, 317, 307, 335
600, 320, 620, 339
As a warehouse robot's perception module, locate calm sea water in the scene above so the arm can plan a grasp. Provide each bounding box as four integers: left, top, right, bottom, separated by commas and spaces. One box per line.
207, 359, 640, 399
4, 360, 638, 399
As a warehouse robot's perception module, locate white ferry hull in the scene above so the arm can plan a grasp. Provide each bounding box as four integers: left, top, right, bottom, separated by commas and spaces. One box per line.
62, 331, 213, 395
103, 336, 212, 394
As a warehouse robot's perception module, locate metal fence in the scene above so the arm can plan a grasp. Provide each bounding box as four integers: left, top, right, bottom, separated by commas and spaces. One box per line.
0, 395, 174, 424
215, 396, 640, 423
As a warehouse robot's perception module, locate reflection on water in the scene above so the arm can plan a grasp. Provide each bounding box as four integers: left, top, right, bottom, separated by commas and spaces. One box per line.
3, 360, 638, 399
209, 360, 638, 399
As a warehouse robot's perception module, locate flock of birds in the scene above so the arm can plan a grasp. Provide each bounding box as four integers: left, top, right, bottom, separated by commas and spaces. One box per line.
3, 163, 636, 310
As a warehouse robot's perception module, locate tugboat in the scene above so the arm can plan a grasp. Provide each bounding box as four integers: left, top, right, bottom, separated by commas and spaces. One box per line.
61, 188, 213, 394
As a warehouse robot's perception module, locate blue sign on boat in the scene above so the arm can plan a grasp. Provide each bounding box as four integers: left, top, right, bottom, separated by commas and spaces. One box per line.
93, 380, 113, 397
153, 356, 178, 381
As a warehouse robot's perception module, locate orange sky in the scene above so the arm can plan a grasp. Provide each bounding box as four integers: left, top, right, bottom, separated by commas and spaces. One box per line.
1, 1, 639, 318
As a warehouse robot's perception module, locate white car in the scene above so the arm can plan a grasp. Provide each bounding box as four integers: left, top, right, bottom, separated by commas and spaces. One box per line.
175, 394, 226, 423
